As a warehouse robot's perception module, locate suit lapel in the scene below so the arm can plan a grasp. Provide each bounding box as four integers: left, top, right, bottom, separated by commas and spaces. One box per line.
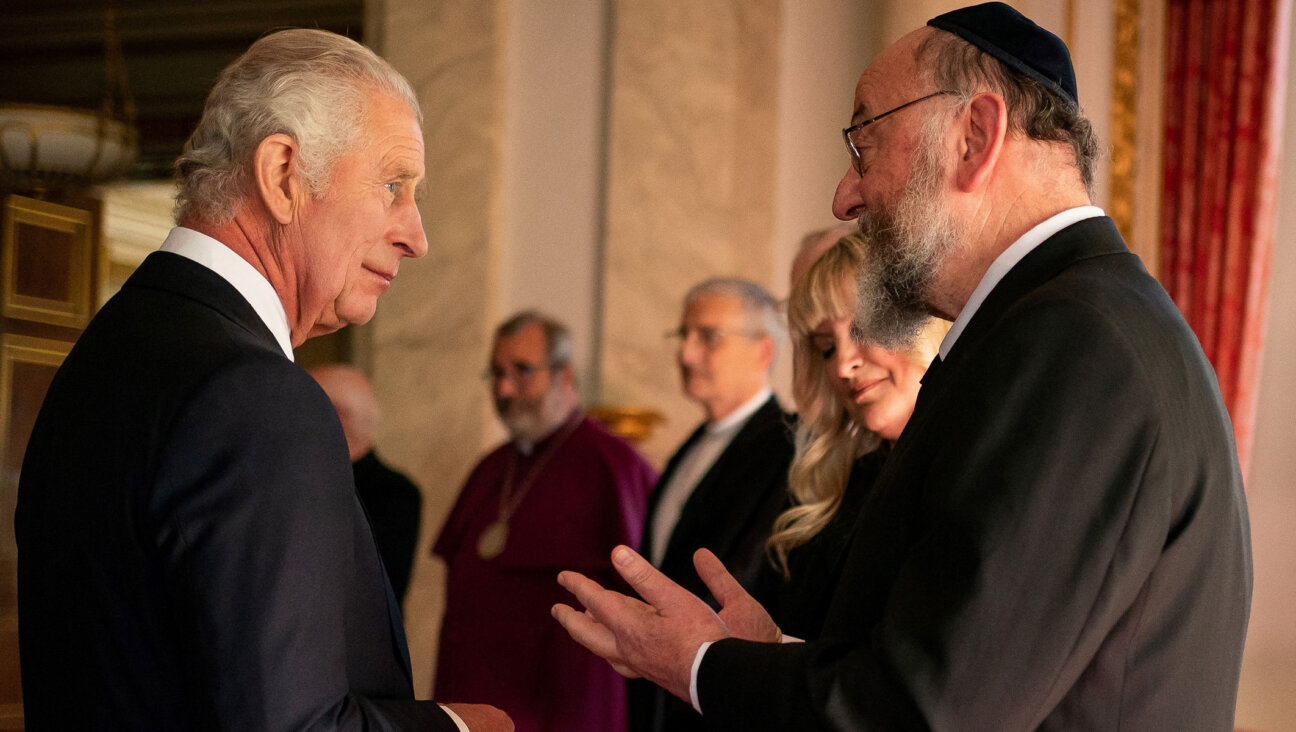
658, 397, 784, 572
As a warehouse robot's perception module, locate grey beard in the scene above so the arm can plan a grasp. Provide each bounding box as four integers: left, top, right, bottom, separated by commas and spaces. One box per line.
497, 391, 570, 444
853, 212, 937, 349
852, 122, 961, 349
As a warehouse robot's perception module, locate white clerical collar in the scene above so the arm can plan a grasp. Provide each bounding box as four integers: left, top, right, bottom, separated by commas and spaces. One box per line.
939, 206, 1105, 359
706, 387, 772, 435
159, 227, 295, 361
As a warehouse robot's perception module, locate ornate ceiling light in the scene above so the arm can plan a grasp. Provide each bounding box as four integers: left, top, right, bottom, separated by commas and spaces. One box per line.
0, 5, 138, 194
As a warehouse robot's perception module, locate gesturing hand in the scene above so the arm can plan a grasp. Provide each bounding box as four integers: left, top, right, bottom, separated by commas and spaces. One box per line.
692, 548, 781, 643
552, 545, 729, 702
553, 545, 784, 704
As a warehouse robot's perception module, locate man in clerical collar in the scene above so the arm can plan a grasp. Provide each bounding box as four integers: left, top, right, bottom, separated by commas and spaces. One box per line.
433, 310, 657, 732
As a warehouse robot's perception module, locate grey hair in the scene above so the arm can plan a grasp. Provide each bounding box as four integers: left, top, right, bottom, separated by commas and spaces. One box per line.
495, 310, 575, 372
174, 28, 421, 225
917, 30, 1100, 197
684, 277, 786, 364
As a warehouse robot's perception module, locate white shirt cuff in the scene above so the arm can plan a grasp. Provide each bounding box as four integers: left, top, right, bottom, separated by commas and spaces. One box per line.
440, 704, 470, 732
689, 640, 714, 714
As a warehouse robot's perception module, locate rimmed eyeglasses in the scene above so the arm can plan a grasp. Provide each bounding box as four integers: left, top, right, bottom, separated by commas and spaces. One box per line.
665, 326, 763, 351
842, 90, 957, 176
483, 361, 553, 386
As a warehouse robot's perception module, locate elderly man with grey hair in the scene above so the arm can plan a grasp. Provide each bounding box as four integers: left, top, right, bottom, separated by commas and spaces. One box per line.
16, 29, 510, 731
629, 277, 795, 732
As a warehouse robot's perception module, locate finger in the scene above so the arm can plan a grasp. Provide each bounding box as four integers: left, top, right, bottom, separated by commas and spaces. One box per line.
552, 603, 624, 663
609, 545, 692, 610
577, 607, 642, 679
557, 569, 644, 628
693, 547, 750, 608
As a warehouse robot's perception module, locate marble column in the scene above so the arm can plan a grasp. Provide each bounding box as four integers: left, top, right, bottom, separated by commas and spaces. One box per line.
599, 0, 782, 467
365, 0, 506, 697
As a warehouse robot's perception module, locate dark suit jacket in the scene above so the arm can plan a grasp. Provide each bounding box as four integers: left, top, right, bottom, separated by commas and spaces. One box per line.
754, 446, 889, 642
697, 218, 1252, 731
15, 251, 456, 731
353, 451, 422, 602
631, 395, 794, 732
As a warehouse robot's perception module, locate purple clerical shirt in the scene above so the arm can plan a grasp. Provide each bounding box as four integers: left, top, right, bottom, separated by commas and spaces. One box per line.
433, 411, 657, 732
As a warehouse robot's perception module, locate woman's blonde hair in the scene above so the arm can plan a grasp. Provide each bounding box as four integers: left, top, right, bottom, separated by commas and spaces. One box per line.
767, 233, 948, 577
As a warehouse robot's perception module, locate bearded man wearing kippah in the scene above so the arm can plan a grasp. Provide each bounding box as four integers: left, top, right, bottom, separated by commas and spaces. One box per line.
552, 3, 1252, 730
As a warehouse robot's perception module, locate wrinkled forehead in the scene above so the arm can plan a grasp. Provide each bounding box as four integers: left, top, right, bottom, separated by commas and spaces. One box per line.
851, 28, 934, 123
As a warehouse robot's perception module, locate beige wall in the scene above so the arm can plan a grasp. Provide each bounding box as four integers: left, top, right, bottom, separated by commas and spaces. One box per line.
365, 0, 507, 697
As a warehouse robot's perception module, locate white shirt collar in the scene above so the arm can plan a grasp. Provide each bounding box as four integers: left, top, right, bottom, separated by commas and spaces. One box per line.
707, 387, 773, 435
159, 227, 295, 361
939, 206, 1105, 359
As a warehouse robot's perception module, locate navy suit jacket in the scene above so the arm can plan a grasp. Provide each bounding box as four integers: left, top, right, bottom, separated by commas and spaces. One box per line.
697, 218, 1252, 731
16, 251, 456, 731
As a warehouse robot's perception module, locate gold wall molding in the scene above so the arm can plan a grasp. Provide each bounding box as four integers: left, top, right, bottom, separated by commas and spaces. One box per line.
1, 195, 95, 329
1110, 0, 1166, 275
1110, 0, 1140, 245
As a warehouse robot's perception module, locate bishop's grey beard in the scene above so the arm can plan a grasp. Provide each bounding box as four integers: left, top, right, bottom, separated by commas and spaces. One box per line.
852, 117, 964, 349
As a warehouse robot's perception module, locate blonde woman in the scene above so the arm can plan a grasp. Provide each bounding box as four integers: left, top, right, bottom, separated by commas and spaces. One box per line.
760, 234, 949, 640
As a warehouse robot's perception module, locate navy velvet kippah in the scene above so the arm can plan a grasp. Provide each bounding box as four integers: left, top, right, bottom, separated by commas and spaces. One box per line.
928, 2, 1078, 105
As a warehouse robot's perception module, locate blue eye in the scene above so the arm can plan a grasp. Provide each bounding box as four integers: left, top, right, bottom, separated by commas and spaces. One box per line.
384, 182, 399, 195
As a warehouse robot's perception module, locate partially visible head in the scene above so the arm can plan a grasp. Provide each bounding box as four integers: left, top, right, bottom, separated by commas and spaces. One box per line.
176, 29, 429, 345
790, 222, 858, 289
832, 4, 1095, 348
488, 310, 579, 444
308, 363, 379, 461
675, 278, 783, 422
789, 234, 947, 443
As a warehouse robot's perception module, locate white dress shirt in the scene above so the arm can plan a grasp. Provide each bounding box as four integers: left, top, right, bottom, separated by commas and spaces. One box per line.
689, 205, 1108, 715
159, 227, 295, 361
649, 388, 773, 566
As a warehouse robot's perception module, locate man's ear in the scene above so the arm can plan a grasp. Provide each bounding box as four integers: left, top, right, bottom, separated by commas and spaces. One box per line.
253, 133, 302, 225
756, 335, 776, 371
557, 364, 576, 390
955, 93, 1008, 192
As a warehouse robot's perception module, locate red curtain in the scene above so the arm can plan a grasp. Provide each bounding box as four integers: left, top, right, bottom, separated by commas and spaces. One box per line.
1161, 0, 1291, 478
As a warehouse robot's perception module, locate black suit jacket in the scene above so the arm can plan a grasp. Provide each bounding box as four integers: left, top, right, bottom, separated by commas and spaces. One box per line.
697, 218, 1252, 730
353, 451, 423, 602
631, 395, 794, 732
15, 251, 456, 731
754, 446, 889, 642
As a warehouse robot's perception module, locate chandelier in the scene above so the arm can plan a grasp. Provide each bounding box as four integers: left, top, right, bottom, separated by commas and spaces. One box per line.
0, 5, 138, 193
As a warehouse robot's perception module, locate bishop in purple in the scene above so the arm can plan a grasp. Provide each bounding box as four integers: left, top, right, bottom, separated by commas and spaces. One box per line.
433, 311, 656, 732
